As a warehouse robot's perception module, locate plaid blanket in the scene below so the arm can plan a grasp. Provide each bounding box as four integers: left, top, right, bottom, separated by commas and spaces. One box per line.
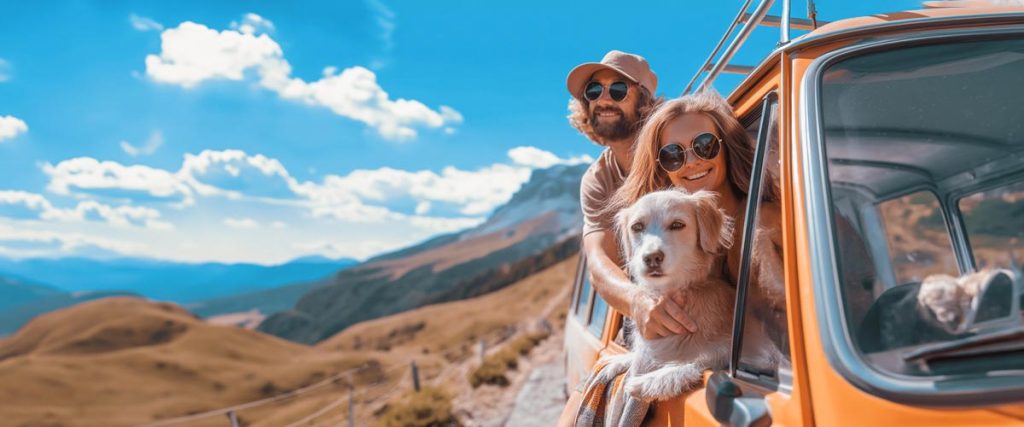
574, 357, 650, 427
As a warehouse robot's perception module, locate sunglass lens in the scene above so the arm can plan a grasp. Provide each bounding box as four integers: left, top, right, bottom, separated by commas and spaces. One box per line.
693, 133, 721, 160
584, 82, 603, 101
658, 144, 686, 172
609, 82, 628, 101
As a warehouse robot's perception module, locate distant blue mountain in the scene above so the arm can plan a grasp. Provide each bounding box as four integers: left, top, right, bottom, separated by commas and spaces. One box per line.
0, 256, 358, 304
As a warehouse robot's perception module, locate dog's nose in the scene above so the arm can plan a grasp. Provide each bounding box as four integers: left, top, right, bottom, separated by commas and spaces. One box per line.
643, 250, 664, 269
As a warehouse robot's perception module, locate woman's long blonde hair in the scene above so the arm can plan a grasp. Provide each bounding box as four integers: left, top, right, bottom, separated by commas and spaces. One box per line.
606, 91, 758, 217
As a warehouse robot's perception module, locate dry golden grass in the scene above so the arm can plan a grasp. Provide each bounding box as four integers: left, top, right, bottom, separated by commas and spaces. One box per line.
318, 255, 577, 360
0, 255, 579, 427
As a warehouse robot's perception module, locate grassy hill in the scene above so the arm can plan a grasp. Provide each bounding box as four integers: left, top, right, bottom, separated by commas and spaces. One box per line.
0, 256, 578, 426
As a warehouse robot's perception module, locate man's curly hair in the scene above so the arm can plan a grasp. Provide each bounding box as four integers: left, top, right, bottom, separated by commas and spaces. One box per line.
567, 86, 663, 146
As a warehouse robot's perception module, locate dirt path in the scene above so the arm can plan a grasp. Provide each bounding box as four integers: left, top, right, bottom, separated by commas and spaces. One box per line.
504, 356, 566, 426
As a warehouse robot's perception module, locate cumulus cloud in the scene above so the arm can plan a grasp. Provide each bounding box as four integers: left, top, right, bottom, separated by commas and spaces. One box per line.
40, 145, 589, 235
224, 217, 259, 229
508, 146, 593, 168
120, 130, 165, 156
0, 190, 171, 229
42, 157, 193, 203
145, 15, 460, 140
0, 115, 28, 142
129, 14, 164, 32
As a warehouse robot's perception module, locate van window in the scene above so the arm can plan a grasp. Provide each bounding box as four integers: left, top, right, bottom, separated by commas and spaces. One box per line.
588, 292, 609, 338
735, 95, 790, 384
820, 36, 1024, 375
959, 180, 1024, 270
878, 191, 958, 285
575, 270, 592, 321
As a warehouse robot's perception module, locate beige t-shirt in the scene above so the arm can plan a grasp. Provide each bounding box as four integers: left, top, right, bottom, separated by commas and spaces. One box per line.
580, 148, 627, 236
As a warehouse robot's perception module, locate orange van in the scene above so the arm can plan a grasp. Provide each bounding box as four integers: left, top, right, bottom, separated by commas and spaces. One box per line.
564, 2, 1024, 425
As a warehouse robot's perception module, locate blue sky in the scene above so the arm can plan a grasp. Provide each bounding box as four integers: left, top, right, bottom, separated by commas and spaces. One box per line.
0, 0, 918, 264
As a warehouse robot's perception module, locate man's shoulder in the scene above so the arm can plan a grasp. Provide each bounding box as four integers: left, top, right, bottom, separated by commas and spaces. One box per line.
582, 149, 615, 181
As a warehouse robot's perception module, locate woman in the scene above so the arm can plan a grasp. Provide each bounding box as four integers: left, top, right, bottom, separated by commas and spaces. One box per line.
606, 90, 781, 289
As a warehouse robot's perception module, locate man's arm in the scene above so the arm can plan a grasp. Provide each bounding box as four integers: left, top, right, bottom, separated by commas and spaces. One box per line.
584, 230, 697, 339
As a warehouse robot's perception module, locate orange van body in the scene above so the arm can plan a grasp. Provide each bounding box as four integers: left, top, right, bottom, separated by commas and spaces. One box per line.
563, 6, 1024, 426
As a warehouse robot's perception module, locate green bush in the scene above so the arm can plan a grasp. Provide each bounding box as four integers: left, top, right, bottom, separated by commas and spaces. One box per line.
373, 386, 461, 427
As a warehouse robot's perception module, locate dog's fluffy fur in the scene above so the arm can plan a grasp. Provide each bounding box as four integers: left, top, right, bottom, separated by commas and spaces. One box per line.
602, 189, 780, 401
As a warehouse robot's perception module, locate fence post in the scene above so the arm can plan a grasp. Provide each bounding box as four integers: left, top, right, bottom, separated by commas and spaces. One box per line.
226, 410, 239, 427
410, 360, 421, 392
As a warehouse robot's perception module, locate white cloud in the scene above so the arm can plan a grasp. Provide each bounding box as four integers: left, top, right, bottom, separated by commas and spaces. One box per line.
231, 13, 275, 35
145, 15, 460, 140
42, 157, 193, 203
28, 145, 591, 262
366, 0, 396, 53
0, 223, 144, 258
0, 115, 28, 142
0, 190, 170, 229
120, 130, 165, 156
0, 58, 10, 82
129, 14, 164, 32
508, 146, 593, 169
224, 217, 259, 229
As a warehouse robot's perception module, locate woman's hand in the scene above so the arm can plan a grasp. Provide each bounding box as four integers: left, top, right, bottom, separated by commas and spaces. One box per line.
630, 289, 698, 339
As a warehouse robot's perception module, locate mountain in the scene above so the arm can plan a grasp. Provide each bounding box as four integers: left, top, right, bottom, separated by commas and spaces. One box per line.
258, 163, 587, 344
0, 274, 143, 335
0, 275, 63, 311
0, 256, 358, 303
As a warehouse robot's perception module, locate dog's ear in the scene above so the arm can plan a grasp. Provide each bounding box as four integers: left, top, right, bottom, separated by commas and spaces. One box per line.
691, 190, 735, 254
613, 207, 634, 265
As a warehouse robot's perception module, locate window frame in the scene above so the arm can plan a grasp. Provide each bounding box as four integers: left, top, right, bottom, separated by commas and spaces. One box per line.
802, 27, 1024, 406
728, 91, 787, 392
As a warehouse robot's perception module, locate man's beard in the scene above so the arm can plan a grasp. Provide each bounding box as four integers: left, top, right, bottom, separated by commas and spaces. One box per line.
590, 106, 638, 141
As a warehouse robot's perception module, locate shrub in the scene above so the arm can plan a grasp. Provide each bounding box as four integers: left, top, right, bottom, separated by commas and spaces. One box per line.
373, 387, 460, 427
467, 329, 550, 388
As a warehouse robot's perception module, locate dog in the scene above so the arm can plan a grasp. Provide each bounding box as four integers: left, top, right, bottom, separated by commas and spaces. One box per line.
602, 189, 780, 402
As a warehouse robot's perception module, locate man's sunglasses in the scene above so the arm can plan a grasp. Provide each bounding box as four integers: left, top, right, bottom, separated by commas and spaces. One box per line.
657, 133, 723, 172
584, 81, 629, 102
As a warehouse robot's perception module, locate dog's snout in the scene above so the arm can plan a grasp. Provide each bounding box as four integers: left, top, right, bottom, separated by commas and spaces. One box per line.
643, 250, 664, 269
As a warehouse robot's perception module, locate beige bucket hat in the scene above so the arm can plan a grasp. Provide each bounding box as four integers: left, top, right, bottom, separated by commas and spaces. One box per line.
567, 50, 657, 101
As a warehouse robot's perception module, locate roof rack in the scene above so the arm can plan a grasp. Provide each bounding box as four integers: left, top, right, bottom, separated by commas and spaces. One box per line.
683, 0, 828, 95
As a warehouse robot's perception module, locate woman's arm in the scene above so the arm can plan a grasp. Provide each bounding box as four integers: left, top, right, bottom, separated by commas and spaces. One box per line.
584, 230, 697, 339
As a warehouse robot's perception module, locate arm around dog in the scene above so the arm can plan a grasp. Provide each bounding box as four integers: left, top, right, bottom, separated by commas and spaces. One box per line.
583, 230, 698, 339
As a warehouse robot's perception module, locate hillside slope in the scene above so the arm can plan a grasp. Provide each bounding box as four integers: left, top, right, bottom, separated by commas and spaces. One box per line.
259, 164, 586, 344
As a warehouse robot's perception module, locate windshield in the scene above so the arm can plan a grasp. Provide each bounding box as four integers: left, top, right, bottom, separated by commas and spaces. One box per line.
820, 36, 1024, 376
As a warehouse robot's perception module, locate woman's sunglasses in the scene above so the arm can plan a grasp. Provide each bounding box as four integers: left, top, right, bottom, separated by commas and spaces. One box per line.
657, 132, 723, 172
584, 81, 629, 102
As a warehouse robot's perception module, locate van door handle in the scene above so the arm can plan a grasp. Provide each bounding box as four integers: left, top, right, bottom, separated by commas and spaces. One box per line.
706, 371, 771, 427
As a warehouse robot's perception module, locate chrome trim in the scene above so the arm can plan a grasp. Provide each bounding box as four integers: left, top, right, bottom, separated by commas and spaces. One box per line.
781, 0, 792, 44
730, 12, 1024, 102
688, 0, 777, 94
800, 27, 1024, 406
685, 0, 757, 95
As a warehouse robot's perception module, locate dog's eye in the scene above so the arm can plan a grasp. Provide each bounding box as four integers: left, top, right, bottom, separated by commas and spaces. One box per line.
669, 221, 685, 230
631, 222, 644, 233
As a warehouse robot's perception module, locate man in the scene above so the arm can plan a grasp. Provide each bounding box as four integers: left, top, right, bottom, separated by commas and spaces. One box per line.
566, 50, 696, 343
557, 50, 696, 426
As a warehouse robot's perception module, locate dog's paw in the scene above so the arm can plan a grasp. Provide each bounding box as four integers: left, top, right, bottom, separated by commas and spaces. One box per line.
594, 354, 633, 385
624, 365, 703, 402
